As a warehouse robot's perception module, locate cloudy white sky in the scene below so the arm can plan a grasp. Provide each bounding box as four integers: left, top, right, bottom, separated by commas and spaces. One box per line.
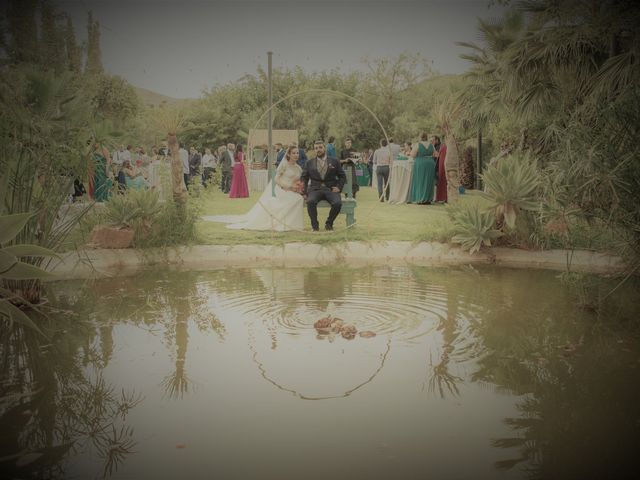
58, 0, 507, 98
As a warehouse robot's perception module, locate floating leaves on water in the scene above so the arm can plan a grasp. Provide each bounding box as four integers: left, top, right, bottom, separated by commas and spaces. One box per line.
313, 316, 377, 340
313, 315, 333, 330
341, 325, 357, 339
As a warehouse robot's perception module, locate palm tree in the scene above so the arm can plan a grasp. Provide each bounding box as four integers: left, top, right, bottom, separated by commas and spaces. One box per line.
155, 107, 187, 206
456, 10, 526, 132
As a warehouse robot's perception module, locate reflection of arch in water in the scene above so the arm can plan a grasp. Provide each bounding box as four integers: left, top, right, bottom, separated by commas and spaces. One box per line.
248, 332, 392, 401
245, 270, 392, 399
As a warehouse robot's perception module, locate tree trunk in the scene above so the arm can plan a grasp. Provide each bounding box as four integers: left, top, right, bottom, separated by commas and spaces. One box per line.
167, 133, 187, 206
445, 133, 461, 203
460, 146, 475, 190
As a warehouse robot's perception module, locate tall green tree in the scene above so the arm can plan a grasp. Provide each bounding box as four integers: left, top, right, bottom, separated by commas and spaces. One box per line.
64, 14, 82, 72
39, 0, 66, 72
5, 0, 39, 64
361, 52, 435, 133
85, 10, 103, 74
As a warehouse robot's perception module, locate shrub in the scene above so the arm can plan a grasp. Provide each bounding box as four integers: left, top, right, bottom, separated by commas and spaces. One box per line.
448, 202, 502, 254
480, 152, 540, 230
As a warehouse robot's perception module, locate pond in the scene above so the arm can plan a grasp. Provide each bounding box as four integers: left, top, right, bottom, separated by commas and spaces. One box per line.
1, 265, 639, 479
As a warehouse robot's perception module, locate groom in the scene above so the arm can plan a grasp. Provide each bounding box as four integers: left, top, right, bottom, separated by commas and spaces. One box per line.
301, 140, 346, 231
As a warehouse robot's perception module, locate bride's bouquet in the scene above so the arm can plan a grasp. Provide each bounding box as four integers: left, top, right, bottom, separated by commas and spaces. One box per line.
292, 179, 305, 194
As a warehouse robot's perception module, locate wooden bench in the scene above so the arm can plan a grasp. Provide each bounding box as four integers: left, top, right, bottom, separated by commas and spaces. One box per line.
315, 169, 357, 227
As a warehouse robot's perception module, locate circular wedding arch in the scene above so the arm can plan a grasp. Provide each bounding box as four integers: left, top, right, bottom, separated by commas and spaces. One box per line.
250, 88, 390, 153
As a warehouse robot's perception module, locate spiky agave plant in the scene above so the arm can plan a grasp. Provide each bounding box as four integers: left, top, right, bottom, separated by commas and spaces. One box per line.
480, 152, 540, 230
448, 202, 502, 254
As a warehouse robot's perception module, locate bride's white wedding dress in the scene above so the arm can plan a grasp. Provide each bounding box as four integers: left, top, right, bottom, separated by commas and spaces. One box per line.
203, 161, 304, 231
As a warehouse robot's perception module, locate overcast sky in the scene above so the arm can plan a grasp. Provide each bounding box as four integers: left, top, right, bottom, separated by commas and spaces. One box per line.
57, 0, 507, 99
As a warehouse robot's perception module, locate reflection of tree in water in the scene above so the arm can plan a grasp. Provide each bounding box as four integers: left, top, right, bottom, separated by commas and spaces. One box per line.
406, 266, 640, 476
463, 270, 640, 479
0, 309, 141, 479
59, 270, 228, 400
0, 268, 232, 477
409, 266, 479, 399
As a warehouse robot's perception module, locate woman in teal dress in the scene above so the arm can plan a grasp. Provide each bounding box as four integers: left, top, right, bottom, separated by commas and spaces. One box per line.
408, 132, 436, 204
92, 143, 112, 202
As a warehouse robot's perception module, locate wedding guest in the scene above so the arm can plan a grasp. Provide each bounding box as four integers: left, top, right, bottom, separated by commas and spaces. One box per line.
123, 159, 149, 190
388, 138, 402, 161
92, 141, 112, 202
188, 146, 202, 180
408, 132, 436, 204
434, 135, 448, 203
201, 148, 216, 187
275, 143, 285, 167
373, 139, 392, 202
326, 136, 337, 159
219, 144, 234, 194
179, 143, 189, 189
296, 142, 308, 168
366, 148, 374, 186
340, 137, 359, 199
229, 144, 249, 198
148, 146, 162, 192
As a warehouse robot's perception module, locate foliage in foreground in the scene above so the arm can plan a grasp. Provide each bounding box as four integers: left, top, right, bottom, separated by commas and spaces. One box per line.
0, 213, 59, 334
87, 188, 201, 248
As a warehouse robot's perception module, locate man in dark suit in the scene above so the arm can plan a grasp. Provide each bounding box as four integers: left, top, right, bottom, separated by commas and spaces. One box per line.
275, 143, 285, 167
301, 140, 346, 231
218, 144, 233, 193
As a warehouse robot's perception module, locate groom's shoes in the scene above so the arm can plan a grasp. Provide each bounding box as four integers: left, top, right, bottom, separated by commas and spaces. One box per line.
324, 223, 333, 231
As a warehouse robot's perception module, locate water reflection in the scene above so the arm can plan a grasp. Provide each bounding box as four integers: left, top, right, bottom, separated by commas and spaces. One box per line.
3, 265, 639, 479
466, 271, 640, 479
0, 310, 141, 479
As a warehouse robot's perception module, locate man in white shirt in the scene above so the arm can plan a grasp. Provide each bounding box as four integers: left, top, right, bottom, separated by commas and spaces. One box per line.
373, 139, 392, 201
388, 138, 401, 162
201, 148, 216, 187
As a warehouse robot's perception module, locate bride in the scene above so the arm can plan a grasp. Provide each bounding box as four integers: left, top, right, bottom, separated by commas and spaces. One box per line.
204, 146, 304, 231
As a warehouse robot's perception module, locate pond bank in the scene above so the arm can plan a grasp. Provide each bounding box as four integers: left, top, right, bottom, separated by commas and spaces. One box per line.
49, 241, 627, 279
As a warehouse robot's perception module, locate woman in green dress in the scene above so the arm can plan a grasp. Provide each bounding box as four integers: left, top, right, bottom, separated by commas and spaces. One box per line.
92, 143, 112, 202
408, 132, 435, 204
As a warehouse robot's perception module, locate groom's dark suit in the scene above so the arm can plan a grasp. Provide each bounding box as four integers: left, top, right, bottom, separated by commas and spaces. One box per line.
301, 156, 346, 230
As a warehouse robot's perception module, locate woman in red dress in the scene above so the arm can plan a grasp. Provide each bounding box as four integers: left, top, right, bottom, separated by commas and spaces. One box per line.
434, 136, 448, 203
229, 144, 249, 198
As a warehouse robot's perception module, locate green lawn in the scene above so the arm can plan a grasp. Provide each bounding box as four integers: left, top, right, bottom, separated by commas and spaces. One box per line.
195, 185, 480, 246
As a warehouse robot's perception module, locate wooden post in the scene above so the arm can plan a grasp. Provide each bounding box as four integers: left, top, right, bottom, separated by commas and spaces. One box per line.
267, 52, 275, 197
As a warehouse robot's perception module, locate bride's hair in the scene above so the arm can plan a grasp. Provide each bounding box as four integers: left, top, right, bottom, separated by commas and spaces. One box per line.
284, 145, 298, 162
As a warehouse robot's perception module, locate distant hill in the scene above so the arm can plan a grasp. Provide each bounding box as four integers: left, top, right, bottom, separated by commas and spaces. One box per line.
133, 85, 197, 108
